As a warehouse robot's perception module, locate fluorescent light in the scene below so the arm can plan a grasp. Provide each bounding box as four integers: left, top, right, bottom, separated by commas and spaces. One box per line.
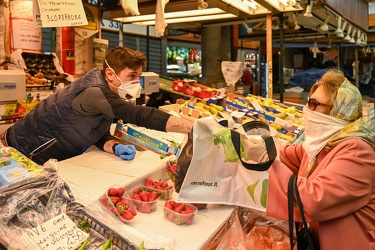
244, 0, 258, 10
279, 0, 289, 6
263, 0, 302, 11
113, 8, 227, 23
222, 0, 271, 15
133, 13, 238, 26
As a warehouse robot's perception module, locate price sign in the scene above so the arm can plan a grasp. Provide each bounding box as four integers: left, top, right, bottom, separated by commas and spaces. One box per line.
37, 0, 88, 27
25, 213, 89, 250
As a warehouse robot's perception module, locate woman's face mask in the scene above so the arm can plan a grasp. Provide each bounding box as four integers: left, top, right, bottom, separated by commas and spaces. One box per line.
105, 60, 142, 99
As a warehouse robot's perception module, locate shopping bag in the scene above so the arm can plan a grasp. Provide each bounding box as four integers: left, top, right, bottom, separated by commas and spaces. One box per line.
178, 116, 279, 211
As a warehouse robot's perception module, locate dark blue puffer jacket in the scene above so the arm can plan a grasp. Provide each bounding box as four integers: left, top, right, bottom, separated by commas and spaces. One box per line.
6, 69, 112, 164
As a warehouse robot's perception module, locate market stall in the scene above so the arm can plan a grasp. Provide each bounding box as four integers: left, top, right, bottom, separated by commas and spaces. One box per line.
57, 148, 236, 250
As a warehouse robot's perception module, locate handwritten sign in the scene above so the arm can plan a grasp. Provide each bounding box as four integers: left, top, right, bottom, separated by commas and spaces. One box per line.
37, 0, 88, 27
26, 213, 89, 250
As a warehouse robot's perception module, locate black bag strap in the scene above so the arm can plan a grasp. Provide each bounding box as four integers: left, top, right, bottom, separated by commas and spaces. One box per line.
230, 120, 277, 171
288, 175, 296, 250
288, 175, 317, 250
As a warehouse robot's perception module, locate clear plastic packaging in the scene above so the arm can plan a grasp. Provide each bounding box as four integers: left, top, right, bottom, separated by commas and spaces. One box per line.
98, 185, 137, 223
163, 201, 198, 225
143, 178, 174, 200
129, 186, 159, 213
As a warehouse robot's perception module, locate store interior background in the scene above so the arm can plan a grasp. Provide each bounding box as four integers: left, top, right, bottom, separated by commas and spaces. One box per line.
1, 0, 375, 105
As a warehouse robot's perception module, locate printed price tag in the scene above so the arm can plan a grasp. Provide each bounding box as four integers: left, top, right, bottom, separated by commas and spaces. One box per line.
25, 213, 89, 250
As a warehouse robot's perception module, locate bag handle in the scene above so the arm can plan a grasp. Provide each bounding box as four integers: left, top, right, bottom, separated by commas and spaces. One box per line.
288, 175, 297, 250
230, 121, 277, 171
288, 175, 317, 250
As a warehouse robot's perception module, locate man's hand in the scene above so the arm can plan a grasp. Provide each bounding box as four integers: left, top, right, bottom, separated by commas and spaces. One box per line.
114, 144, 136, 160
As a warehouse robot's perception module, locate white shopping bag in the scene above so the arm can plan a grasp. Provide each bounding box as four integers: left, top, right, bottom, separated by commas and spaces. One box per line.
178, 116, 279, 211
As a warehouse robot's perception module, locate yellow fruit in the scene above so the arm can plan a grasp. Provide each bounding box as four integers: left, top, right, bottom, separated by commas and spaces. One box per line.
208, 107, 218, 115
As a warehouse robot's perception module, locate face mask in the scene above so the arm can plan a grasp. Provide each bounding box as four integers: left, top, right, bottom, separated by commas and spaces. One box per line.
105, 60, 142, 99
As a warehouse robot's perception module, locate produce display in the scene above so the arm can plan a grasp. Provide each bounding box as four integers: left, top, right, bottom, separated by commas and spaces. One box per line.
99, 186, 137, 222
1, 93, 41, 123
129, 186, 159, 213
163, 201, 198, 225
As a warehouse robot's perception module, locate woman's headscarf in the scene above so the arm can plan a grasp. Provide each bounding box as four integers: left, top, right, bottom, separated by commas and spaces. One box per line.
326, 79, 375, 150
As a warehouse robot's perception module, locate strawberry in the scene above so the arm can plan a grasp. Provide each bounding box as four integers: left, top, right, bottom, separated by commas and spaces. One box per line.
100, 196, 108, 205
109, 196, 120, 205
105, 205, 116, 213
170, 163, 177, 174
121, 210, 134, 220
116, 203, 126, 215
127, 207, 137, 216
131, 194, 142, 205
148, 191, 159, 202
182, 214, 194, 225
164, 201, 173, 210
108, 188, 119, 196
119, 198, 129, 206
174, 203, 185, 213
117, 187, 125, 197
170, 200, 176, 208
144, 178, 155, 188
139, 202, 151, 213
132, 187, 141, 194
139, 191, 149, 202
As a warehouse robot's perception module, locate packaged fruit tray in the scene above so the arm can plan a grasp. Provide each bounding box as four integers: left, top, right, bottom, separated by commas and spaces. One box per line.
163, 201, 198, 225
98, 185, 138, 223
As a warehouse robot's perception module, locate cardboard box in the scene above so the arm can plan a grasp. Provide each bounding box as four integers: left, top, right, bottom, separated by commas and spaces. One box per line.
0, 70, 26, 102
114, 122, 182, 157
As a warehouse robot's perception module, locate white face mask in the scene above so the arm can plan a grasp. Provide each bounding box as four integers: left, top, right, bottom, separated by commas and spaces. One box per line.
302, 107, 349, 173
105, 60, 142, 99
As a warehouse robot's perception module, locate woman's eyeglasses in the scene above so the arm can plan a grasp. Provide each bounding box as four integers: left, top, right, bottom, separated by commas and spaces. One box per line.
307, 98, 331, 111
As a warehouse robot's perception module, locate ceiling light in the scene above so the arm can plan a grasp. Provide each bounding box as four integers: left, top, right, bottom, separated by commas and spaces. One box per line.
333, 16, 342, 34
133, 13, 238, 26
337, 21, 347, 38
344, 24, 352, 41
361, 35, 367, 47
304, 0, 313, 17
104, 0, 236, 23
349, 28, 356, 43
291, 0, 301, 8
292, 12, 300, 30
356, 30, 362, 45
279, 0, 289, 6
243, 0, 258, 9
262, 0, 303, 12
242, 19, 253, 33
223, 0, 270, 15
319, 11, 331, 31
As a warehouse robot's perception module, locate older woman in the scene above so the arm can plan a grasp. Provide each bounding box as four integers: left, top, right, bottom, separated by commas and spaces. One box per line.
266, 69, 375, 250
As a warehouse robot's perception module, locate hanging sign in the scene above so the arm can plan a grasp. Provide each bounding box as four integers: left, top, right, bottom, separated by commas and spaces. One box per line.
25, 213, 89, 250
11, 18, 42, 52
36, 0, 88, 27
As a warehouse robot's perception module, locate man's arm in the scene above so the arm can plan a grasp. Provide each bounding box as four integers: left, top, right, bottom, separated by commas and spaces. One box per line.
165, 116, 193, 134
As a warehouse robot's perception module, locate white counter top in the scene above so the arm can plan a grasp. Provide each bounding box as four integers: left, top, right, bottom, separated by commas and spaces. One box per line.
57, 149, 235, 250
